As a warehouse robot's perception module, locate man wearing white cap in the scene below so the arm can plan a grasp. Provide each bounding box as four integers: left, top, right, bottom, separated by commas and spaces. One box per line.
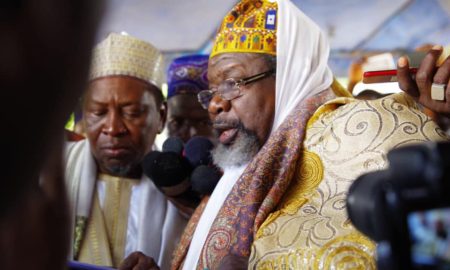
65, 33, 187, 269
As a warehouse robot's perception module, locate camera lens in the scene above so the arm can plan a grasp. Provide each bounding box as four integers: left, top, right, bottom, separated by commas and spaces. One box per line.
347, 170, 389, 241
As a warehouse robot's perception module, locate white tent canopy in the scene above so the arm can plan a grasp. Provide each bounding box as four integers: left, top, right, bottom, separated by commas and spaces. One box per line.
97, 0, 450, 75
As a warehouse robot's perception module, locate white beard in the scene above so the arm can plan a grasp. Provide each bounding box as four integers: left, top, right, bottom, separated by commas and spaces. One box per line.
212, 128, 260, 169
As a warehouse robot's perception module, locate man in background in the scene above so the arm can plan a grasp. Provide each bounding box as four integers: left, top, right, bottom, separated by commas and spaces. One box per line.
166, 54, 215, 143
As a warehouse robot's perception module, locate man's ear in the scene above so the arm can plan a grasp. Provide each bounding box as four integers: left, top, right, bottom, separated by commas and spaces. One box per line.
158, 101, 167, 134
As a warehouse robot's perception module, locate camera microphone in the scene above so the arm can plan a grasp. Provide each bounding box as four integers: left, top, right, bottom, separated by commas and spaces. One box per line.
184, 136, 214, 167
142, 150, 193, 197
190, 165, 221, 195
142, 136, 221, 200
162, 136, 184, 155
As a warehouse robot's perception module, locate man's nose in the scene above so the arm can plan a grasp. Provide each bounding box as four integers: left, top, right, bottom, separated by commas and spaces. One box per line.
208, 94, 231, 115
102, 111, 127, 136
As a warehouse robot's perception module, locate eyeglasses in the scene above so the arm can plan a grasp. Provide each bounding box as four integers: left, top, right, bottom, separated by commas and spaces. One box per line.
197, 69, 275, 109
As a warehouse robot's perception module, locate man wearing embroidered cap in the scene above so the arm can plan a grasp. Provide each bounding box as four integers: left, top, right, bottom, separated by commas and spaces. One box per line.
166, 55, 214, 143
65, 33, 187, 270
171, 0, 448, 269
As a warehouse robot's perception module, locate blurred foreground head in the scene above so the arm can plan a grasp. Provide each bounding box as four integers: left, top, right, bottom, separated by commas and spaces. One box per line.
0, 1, 103, 214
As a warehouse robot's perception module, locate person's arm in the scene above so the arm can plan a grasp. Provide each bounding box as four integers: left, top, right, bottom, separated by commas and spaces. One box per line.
397, 45, 450, 118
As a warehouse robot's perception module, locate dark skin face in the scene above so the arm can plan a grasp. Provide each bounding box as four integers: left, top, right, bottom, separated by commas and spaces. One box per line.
208, 53, 276, 147
83, 75, 166, 178
167, 94, 214, 143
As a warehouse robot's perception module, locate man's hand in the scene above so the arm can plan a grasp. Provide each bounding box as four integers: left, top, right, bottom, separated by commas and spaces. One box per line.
397, 45, 450, 117
218, 254, 249, 270
119, 251, 160, 270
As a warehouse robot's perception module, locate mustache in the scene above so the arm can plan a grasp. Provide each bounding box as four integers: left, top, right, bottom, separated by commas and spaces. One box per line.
212, 119, 259, 142
212, 118, 241, 129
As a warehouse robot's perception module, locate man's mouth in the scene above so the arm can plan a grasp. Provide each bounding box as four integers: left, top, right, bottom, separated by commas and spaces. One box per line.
213, 122, 239, 145
218, 128, 239, 145
101, 144, 132, 158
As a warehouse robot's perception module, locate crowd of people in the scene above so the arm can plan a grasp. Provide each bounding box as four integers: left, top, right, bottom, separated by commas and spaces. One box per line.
1, 0, 450, 269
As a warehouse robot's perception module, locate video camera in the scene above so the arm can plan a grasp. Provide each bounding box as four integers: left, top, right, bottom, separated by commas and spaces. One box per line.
347, 142, 450, 270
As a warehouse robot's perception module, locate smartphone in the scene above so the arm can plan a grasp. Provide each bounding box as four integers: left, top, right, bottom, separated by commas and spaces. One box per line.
363, 68, 418, 84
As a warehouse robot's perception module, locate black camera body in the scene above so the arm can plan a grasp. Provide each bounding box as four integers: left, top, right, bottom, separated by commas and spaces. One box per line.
347, 142, 450, 270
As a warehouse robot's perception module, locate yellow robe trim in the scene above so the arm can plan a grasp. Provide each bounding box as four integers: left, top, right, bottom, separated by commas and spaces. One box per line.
78, 193, 114, 266
330, 77, 353, 98
307, 78, 353, 130
77, 174, 138, 267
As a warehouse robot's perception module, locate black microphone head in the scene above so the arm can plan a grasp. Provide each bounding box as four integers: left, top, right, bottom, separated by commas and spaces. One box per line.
142, 150, 161, 178
142, 151, 192, 187
184, 136, 214, 167
190, 165, 221, 195
162, 137, 184, 154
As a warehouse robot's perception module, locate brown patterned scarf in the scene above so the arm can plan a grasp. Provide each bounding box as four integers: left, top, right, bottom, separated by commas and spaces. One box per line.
172, 89, 336, 270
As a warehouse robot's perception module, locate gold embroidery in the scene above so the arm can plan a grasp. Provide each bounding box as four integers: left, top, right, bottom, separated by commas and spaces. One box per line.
73, 216, 88, 259
100, 174, 137, 266
256, 150, 323, 239
281, 150, 323, 214
90, 33, 165, 90
255, 234, 375, 270
250, 93, 447, 269
211, 0, 277, 58
78, 193, 113, 266
315, 234, 376, 270
78, 174, 138, 267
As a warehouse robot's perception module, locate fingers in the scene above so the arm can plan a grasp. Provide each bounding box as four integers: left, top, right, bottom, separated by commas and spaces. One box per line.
119, 252, 139, 270
434, 55, 450, 109
119, 252, 159, 270
415, 45, 442, 96
434, 55, 450, 87
397, 56, 419, 97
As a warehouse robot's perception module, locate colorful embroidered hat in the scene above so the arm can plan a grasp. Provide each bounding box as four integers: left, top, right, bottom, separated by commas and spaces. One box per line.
89, 33, 165, 91
210, 0, 277, 58
167, 54, 209, 98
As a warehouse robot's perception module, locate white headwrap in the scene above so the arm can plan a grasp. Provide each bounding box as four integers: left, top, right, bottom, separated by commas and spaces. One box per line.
272, 0, 333, 132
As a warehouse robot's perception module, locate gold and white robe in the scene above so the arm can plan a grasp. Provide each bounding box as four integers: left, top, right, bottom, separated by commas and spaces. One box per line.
64, 139, 187, 269
250, 93, 448, 269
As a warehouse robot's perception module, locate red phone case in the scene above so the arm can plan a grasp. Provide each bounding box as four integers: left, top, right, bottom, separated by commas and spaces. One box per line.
363, 68, 418, 84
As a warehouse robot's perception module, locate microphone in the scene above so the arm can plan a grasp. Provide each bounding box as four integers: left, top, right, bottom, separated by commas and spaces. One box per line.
190, 165, 221, 195
162, 136, 184, 155
142, 136, 221, 208
184, 136, 214, 167
142, 150, 193, 197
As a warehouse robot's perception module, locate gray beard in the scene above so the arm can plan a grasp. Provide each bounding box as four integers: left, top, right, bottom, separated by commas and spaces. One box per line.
105, 164, 133, 177
212, 126, 261, 169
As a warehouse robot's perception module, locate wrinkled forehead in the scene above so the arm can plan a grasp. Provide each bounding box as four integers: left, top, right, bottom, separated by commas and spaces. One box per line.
83, 75, 161, 107
207, 52, 268, 82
